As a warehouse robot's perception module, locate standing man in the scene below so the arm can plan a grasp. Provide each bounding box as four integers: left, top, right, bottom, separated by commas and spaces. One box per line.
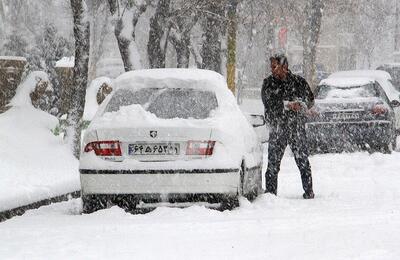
261, 54, 315, 199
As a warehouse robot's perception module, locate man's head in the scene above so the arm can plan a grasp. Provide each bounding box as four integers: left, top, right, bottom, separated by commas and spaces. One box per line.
270, 54, 289, 80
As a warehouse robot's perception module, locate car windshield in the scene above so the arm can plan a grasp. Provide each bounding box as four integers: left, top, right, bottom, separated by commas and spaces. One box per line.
105, 88, 218, 119
316, 83, 379, 99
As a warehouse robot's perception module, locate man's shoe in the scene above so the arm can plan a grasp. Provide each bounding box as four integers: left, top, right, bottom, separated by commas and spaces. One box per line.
303, 191, 315, 199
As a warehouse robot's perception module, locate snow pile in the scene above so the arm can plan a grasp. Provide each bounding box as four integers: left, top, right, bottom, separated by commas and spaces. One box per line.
83, 77, 112, 121
95, 102, 222, 129
55, 56, 75, 68
320, 77, 374, 88
113, 69, 229, 94
100, 104, 160, 126
0, 78, 79, 212
10, 71, 51, 107
0, 56, 27, 62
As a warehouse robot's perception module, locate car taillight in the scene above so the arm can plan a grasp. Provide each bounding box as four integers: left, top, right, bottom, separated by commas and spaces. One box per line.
371, 105, 388, 115
186, 141, 215, 156
307, 108, 319, 118
84, 141, 122, 156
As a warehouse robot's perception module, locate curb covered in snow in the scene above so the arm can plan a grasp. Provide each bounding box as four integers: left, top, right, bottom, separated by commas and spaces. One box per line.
0, 191, 81, 223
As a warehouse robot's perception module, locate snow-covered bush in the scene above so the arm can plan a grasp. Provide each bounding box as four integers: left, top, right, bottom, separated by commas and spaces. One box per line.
11, 71, 54, 111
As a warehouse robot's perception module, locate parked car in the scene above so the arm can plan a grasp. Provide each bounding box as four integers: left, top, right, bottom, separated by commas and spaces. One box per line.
329, 70, 400, 134
79, 69, 264, 213
239, 99, 269, 143
291, 63, 330, 83
306, 77, 399, 153
376, 63, 400, 91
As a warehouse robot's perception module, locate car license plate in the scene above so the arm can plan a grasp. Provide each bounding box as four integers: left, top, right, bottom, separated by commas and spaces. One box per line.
128, 143, 180, 155
331, 113, 359, 120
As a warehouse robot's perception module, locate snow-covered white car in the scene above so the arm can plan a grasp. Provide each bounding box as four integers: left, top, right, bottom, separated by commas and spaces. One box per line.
79, 69, 263, 213
329, 70, 400, 133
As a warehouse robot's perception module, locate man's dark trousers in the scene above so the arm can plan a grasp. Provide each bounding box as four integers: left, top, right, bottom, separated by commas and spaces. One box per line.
265, 119, 313, 195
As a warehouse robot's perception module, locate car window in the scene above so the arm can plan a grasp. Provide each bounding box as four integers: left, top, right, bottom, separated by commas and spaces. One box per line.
388, 79, 400, 91
374, 82, 391, 104
105, 88, 218, 119
316, 83, 379, 99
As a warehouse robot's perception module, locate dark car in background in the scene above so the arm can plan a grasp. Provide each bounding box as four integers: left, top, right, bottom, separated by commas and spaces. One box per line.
306, 77, 399, 153
291, 63, 330, 84
329, 70, 400, 134
376, 63, 400, 91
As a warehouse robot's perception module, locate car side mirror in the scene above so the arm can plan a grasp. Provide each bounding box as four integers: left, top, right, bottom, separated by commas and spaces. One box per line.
249, 114, 266, 127
390, 100, 400, 108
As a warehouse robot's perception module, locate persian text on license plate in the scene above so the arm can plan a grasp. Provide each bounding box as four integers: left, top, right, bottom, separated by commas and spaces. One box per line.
128, 143, 180, 155
331, 113, 359, 120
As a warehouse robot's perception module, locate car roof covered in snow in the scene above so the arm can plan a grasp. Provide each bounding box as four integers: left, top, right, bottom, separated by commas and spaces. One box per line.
377, 63, 400, 68
90, 68, 240, 127
319, 77, 375, 88
329, 70, 392, 81
328, 70, 400, 101
113, 68, 227, 93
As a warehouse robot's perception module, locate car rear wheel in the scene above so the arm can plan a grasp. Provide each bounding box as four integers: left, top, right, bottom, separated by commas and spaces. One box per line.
392, 135, 398, 151
384, 136, 397, 154
369, 140, 393, 154
220, 196, 239, 211
220, 164, 244, 211
255, 167, 263, 195
241, 163, 261, 202
81, 195, 107, 214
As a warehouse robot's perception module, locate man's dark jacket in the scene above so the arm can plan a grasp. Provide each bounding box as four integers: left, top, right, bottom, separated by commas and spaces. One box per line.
261, 71, 314, 126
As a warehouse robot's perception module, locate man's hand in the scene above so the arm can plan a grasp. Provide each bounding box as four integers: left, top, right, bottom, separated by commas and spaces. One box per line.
287, 101, 303, 112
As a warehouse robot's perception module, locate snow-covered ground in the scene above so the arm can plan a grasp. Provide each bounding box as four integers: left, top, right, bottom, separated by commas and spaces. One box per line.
2, 93, 400, 259
0, 106, 79, 212
1, 150, 400, 259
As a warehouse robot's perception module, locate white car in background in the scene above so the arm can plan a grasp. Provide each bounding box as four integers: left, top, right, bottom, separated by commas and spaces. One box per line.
329, 70, 400, 133
79, 69, 263, 213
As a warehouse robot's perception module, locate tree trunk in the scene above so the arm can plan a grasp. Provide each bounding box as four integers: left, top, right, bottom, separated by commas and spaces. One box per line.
114, 17, 134, 71
201, 2, 224, 73
169, 13, 196, 68
395, 2, 400, 52
175, 34, 190, 68
226, 0, 238, 94
68, 0, 90, 159
108, 0, 148, 72
302, 0, 324, 91
88, 4, 109, 82
237, 0, 257, 104
148, 0, 171, 68
0, 0, 5, 37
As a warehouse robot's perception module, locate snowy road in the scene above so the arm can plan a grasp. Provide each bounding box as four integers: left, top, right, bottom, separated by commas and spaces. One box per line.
2, 151, 400, 259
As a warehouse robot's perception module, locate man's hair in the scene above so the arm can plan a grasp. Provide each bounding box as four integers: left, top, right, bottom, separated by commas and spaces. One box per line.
270, 54, 288, 66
